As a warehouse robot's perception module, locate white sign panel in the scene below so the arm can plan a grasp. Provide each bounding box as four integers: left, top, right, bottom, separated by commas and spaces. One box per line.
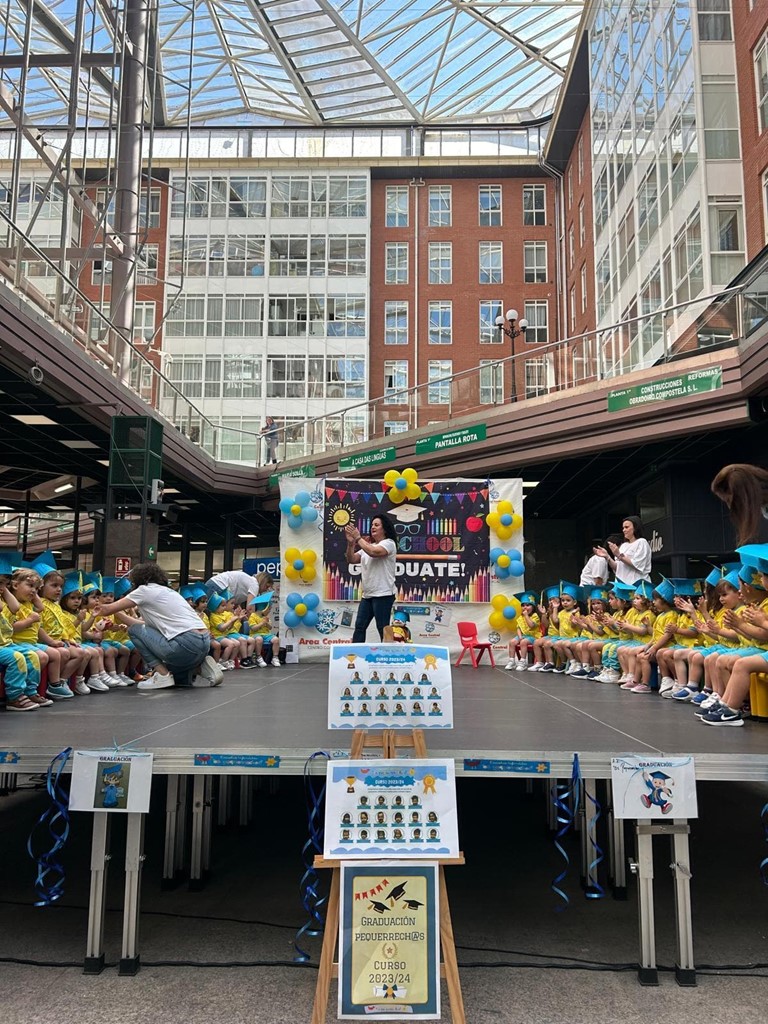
325, 759, 459, 859
610, 755, 698, 819
69, 750, 154, 814
328, 644, 453, 730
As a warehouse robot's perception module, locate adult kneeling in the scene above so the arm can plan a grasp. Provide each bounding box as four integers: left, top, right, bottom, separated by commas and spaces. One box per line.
99, 563, 222, 691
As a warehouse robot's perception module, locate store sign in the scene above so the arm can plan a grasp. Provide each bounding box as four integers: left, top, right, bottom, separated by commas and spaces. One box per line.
339, 447, 397, 473
607, 366, 722, 413
269, 463, 316, 486
415, 424, 487, 455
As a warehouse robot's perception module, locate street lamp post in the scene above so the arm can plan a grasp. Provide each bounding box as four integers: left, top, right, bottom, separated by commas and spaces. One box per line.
495, 307, 528, 402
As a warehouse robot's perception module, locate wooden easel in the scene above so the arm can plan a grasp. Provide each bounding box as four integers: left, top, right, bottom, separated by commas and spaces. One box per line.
311, 728, 466, 1023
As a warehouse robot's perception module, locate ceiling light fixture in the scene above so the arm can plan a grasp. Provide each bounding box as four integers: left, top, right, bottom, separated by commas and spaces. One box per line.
11, 414, 58, 426
54, 483, 74, 493
60, 440, 100, 450
238, 533, 257, 538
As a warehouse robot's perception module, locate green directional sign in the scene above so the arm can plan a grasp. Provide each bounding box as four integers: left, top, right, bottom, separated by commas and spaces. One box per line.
339, 446, 397, 473
607, 366, 722, 413
269, 463, 316, 487
415, 423, 487, 455
147, 544, 156, 559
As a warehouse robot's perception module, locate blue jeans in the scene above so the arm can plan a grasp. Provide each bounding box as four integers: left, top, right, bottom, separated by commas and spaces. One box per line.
128, 624, 210, 675
352, 595, 396, 644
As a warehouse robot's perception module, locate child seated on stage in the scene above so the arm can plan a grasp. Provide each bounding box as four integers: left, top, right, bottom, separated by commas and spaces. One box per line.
593, 583, 634, 683
620, 579, 678, 694
0, 555, 43, 711
187, 587, 225, 668
569, 587, 611, 677
59, 574, 116, 691
615, 582, 655, 686
541, 583, 583, 673
207, 592, 248, 669
655, 579, 702, 698
505, 592, 539, 670
384, 609, 411, 643
9, 566, 67, 702
81, 574, 128, 685
98, 577, 140, 685
247, 591, 280, 667
529, 587, 561, 671
670, 570, 742, 704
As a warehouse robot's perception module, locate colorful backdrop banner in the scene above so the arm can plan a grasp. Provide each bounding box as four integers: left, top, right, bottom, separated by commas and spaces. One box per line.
323, 479, 490, 604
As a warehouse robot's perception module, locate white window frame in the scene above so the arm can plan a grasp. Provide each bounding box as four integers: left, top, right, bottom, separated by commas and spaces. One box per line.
523, 241, 547, 283
524, 300, 548, 344
428, 186, 452, 227
384, 301, 408, 345
384, 360, 409, 404
427, 359, 452, 405
479, 184, 502, 226
385, 242, 408, 284
479, 241, 503, 285
428, 242, 452, 284
428, 301, 452, 345
479, 300, 503, 344
522, 184, 546, 226
386, 185, 409, 227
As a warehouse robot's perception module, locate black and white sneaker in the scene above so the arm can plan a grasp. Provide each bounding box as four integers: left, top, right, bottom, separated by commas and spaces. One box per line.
701, 704, 744, 726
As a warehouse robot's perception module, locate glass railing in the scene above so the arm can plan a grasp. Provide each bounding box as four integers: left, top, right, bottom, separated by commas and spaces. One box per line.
2, 212, 767, 469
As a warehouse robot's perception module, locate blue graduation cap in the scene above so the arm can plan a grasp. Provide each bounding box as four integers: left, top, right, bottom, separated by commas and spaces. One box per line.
633, 580, 654, 600
736, 544, 768, 575
114, 577, 132, 599
31, 552, 58, 579
100, 576, 119, 594
207, 593, 225, 612
247, 590, 273, 608
559, 581, 583, 602
541, 585, 560, 602
81, 571, 102, 595
722, 571, 741, 590
393, 609, 410, 623
737, 563, 766, 591
62, 571, 83, 597
179, 585, 197, 600
514, 591, 538, 606
588, 586, 610, 602
670, 578, 703, 597
653, 579, 675, 605
611, 581, 635, 600
648, 770, 670, 781
0, 553, 15, 577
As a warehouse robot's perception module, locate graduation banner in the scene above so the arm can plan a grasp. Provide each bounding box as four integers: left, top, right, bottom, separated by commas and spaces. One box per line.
323, 478, 490, 603
610, 755, 698, 819
339, 861, 440, 1019
69, 750, 154, 814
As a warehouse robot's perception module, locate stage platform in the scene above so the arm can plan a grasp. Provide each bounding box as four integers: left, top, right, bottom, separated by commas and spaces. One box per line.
1, 664, 766, 780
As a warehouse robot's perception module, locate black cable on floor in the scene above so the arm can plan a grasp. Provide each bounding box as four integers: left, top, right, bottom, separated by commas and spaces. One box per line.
0, 899, 299, 930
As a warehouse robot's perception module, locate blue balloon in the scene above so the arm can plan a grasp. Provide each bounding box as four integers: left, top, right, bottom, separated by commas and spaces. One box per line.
288, 516, 302, 529
510, 560, 525, 576
284, 610, 300, 628
286, 593, 301, 608
489, 547, 504, 562
395, 477, 407, 490
295, 490, 310, 506
303, 610, 318, 628
301, 507, 318, 522
508, 549, 522, 561
294, 559, 304, 571
304, 593, 320, 609
495, 567, 510, 579
279, 497, 294, 514
500, 513, 513, 527
502, 605, 517, 619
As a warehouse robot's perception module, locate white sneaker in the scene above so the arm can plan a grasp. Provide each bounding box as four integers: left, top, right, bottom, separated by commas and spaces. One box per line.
618, 673, 629, 684
269, 659, 281, 668
529, 662, 544, 672
101, 673, 120, 688
659, 676, 675, 697
255, 656, 267, 667
87, 676, 110, 692
73, 678, 91, 695
118, 673, 134, 687
504, 660, 516, 671
515, 659, 528, 670
227, 660, 237, 670
137, 672, 175, 691
700, 692, 721, 710
198, 655, 224, 686
601, 669, 620, 684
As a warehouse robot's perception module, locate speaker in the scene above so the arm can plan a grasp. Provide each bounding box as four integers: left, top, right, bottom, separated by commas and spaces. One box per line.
108, 416, 164, 489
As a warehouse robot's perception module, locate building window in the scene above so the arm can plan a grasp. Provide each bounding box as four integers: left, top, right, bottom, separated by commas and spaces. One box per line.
479, 360, 504, 404
522, 185, 546, 225
271, 176, 309, 217
697, 0, 732, 40
92, 258, 112, 285
709, 200, 744, 283
267, 295, 326, 336
577, 137, 584, 183
384, 301, 408, 345
568, 224, 575, 270
567, 168, 573, 209
166, 356, 203, 399
479, 242, 503, 285
133, 301, 156, 342
580, 264, 588, 313
618, 207, 636, 284
524, 358, 548, 398
327, 175, 367, 217
569, 285, 576, 332
385, 242, 408, 284
758, 33, 768, 133
674, 210, 703, 305
428, 186, 451, 227
328, 235, 367, 276
702, 79, 740, 159
428, 301, 452, 345
384, 360, 408, 404
223, 295, 263, 337
428, 360, 452, 404
579, 199, 585, 248
479, 300, 503, 344
763, 171, 768, 243
524, 300, 548, 344
137, 243, 158, 284
386, 186, 408, 227
223, 356, 263, 400
168, 235, 265, 277
523, 241, 547, 283
638, 164, 659, 253
479, 185, 502, 226
171, 176, 267, 218
428, 242, 452, 284
385, 420, 410, 435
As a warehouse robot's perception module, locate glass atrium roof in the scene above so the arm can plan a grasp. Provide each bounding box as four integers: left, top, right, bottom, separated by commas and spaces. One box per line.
0, 0, 583, 128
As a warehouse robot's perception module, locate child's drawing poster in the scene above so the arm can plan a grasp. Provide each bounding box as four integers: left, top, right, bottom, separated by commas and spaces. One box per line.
69, 750, 154, 813
610, 755, 698, 819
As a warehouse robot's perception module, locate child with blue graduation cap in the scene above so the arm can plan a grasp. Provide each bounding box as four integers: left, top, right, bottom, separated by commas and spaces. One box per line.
622, 578, 678, 694
0, 553, 46, 711
384, 608, 411, 643
697, 544, 768, 725
592, 581, 634, 683
569, 586, 612, 678
529, 585, 561, 671
247, 591, 280, 667
540, 582, 584, 673
655, 579, 703, 698
504, 591, 539, 670
615, 581, 656, 686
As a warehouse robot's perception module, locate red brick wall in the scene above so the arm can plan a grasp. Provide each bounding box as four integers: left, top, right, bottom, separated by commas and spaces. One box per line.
370, 174, 557, 420
734, 1, 768, 258
562, 107, 595, 343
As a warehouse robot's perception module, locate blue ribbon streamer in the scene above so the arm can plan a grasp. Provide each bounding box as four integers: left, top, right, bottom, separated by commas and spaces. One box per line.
294, 750, 330, 961
550, 756, 578, 911
760, 802, 768, 886
27, 747, 72, 907
576, 754, 605, 900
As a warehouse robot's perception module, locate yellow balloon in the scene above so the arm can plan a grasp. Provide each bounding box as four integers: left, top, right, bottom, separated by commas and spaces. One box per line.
384, 470, 400, 487
403, 467, 418, 484
295, 603, 307, 617
486, 513, 500, 529
497, 554, 511, 569
406, 484, 421, 500
285, 547, 301, 562
491, 594, 508, 611
285, 565, 299, 580
497, 500, 514, 516
389, 489, 406, 503
497, 526, 513, 540
489, 610, 506, 630
303, 550, 317, 564
290, 503, 302, 517
303, 567, 317, 582
511, 513, 523, 531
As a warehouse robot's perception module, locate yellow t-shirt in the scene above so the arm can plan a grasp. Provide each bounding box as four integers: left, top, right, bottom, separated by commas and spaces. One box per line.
601, 612, 622, 640
13, 600, 40, 643
557, 608, 580, 639
708, 606, 740, 648
518, 612, 540, 638
209, 610, 236, 639
739, 597, 768, 650
546, 611, 560, 637
103, 619, 130, 643
673, 612, 698, 648
624, 607, 655, 639
41, 598, 69, 641
652, 609, 678, 646
61, 610, 82, 643
248, 611, 272, 636
0, 607, 13, 646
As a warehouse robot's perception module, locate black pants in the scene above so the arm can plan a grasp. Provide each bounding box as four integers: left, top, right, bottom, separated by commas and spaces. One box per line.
352, 595, 396, 644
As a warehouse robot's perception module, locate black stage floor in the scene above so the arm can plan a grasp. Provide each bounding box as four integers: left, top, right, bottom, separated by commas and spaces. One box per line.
1, 664, 766, 779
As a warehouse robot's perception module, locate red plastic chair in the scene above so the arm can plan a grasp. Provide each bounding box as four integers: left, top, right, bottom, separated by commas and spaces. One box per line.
455, 621, 495, 668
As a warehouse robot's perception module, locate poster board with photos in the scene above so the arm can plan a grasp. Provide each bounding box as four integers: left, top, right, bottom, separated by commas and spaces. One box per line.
610, 755, 698, 819
69, 750, 154, 814
328, 643, 453, 730
325, 759, 459, 859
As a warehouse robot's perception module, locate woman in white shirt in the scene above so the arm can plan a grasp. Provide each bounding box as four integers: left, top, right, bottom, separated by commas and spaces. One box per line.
99, 563, 221, 691
344, 513, 398, 643
596, 517, 652, 585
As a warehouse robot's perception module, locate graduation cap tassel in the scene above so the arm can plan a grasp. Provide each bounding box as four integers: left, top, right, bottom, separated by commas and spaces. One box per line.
294, 750, 330, 962
26, 746, 72, 906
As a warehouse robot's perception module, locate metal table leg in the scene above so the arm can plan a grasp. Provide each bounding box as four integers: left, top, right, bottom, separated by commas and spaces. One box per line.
189, 774, 205, 891
546, 779, 558, 832
119, 812, 145, 976
670, 819, 696, 986
162, 775, 179, 891
174, 775, 188, 877
633, 823, 658, 985
201, 775, 213, 874
217, 775, 230, 827
84, 813, 111, 974
239, 775, 252, 826
608, 791, 627, 900
582, 778, 599, 893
